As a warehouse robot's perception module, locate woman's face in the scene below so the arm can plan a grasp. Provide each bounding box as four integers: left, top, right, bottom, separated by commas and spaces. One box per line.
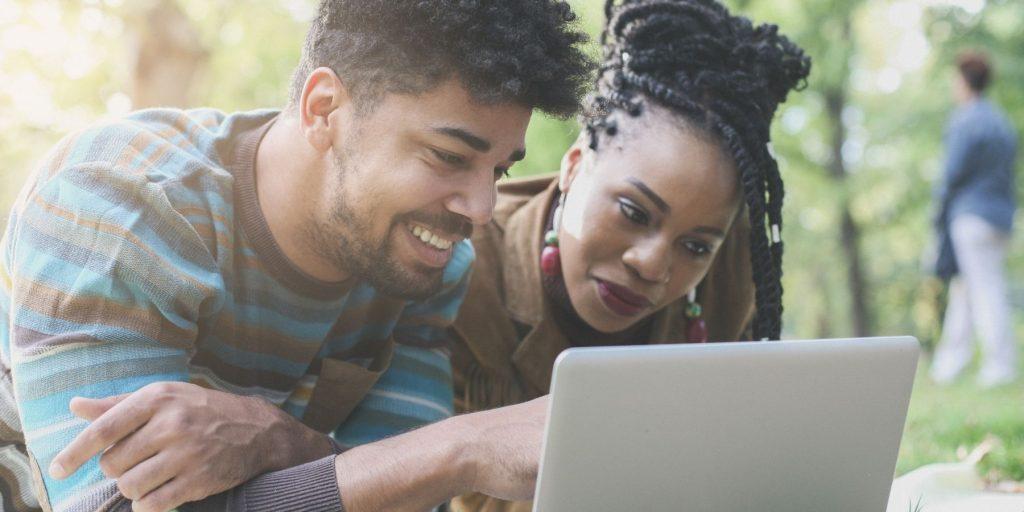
557, 110, 741, 333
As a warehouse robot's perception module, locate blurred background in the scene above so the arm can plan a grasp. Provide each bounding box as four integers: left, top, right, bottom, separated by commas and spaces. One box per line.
1, 0, 1021, 486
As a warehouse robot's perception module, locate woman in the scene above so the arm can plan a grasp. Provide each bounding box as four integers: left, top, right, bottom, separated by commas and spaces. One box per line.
448, 0, 810, 510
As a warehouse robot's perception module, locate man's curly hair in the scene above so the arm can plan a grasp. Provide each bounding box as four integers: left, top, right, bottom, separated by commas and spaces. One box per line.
585, 0, 812, 340
289, 0, 593, 118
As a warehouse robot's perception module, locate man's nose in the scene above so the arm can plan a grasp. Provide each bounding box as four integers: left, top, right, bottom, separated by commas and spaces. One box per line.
446, 169, 497, 227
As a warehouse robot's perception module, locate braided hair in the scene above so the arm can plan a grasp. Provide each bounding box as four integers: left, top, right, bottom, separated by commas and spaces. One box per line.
585, 0, 811, 340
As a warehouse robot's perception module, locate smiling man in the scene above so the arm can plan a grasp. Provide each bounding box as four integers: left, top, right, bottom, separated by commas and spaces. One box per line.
0, 1, 590, 511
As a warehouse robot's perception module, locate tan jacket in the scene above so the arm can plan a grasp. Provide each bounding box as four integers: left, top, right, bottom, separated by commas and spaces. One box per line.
448, 175, 755, 512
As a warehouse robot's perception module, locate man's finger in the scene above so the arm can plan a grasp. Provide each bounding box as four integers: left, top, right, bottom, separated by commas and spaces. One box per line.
133, 473, 204, 512
69, 394, 131, 421
115, 451, 180, 503
98, 421, 162, 479
50, 395, 154, 480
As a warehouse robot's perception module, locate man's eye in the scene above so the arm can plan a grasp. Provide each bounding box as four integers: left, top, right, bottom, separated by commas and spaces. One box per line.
619, 200, 648, 225
431, 149, 466, 167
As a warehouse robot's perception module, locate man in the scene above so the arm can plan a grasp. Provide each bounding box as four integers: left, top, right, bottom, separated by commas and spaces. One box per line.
931, 51, 1018, 387
0, 1, 591, 511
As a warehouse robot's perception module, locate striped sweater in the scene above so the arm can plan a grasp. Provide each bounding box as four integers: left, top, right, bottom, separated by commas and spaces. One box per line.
0, 109, 472, 511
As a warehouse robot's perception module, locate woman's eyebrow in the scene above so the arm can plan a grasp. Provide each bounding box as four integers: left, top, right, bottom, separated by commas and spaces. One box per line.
627, 177, 670, 213
693, 226, 726, 239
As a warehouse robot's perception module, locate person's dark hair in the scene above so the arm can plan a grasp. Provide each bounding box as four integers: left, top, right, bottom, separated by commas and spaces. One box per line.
289, 0, 593, 117
956, 51, 992, 93
585, 0, 811, 340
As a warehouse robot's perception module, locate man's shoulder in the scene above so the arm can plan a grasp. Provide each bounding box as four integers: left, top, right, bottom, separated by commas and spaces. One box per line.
26, 108, 278, 216
5, 109, 282, 270
48, 108, 274, 176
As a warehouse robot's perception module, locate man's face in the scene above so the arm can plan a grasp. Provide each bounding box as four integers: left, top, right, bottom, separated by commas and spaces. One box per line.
307, 80, 531, 299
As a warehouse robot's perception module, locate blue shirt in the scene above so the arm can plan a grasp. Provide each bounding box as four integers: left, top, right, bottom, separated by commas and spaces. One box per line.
938, 98, 1018, 232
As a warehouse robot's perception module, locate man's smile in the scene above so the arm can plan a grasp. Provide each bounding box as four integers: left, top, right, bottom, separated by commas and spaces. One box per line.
401, 221, 461, 268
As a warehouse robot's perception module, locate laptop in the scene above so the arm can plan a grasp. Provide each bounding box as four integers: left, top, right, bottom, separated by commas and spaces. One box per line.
532, 336, 919, 512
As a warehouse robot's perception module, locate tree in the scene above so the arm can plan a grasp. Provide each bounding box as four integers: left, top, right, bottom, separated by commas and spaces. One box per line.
126, 0, 207, 108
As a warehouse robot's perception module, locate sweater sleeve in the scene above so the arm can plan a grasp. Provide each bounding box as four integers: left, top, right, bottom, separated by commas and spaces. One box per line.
1, 164, 224, 511
84, 455, 342, 512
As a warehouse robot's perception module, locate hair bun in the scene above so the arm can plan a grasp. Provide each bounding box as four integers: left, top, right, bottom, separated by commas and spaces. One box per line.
602, 0, 810, 123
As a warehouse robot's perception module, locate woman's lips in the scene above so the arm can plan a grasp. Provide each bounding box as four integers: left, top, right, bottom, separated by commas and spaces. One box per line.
596, 279, 652, 317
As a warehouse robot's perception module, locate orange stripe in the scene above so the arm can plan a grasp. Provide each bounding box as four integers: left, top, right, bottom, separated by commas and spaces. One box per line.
12, 276, 195, 350
28, 194, 215, 298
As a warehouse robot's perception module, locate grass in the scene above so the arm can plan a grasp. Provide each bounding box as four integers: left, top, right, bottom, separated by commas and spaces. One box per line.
895, 355, 1024, 483
908, 495, 924, 512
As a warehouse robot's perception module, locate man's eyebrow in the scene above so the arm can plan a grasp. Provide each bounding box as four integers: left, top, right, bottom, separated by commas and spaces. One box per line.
433, 127, 491, 152
627, 177, 670, 213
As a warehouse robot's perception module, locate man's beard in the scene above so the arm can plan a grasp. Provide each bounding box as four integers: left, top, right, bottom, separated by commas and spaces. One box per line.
306, 153, 471, 301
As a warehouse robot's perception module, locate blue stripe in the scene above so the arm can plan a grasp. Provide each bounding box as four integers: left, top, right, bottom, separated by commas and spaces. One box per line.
20, 372, 187, 429
202, 338, 310, 376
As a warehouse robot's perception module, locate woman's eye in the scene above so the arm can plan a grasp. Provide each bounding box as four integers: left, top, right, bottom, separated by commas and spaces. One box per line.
619, 200, 648, 225
432, 149, 466, 167
683, 240, 711, 256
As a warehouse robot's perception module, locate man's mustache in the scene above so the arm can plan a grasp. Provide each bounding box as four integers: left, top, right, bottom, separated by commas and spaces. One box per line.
401, 210, 474, 240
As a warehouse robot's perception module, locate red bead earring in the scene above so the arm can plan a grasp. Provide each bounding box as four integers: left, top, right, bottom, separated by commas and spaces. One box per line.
686, 288, 708, 343
541, 194, 565, 277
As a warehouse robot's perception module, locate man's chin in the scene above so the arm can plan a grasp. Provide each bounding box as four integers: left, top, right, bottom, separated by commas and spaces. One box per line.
370, 263, 444, 300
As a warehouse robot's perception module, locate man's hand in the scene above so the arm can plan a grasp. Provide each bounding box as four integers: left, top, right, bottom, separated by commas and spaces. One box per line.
461, 396, 548, 501
49, 382, 334, 512
333, 395, 550, 511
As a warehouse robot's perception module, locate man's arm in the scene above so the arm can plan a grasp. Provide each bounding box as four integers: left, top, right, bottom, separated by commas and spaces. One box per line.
52, 382, 339, 511
63, 386, 548, 512
3, 165, 217, 511
939, 116, 980, 204
333, 396, 548, 512
51, 239, 479, 511
5, 162, 331, 512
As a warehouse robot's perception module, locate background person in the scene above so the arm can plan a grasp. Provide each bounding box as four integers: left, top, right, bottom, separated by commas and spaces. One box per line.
931, 51, 1019, 388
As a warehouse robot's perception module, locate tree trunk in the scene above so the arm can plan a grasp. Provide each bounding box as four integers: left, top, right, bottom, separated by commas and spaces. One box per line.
825, 84, 872, 337
126, 0, 207, 109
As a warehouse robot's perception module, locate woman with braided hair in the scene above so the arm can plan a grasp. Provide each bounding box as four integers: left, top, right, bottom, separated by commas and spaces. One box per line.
448, 0, 809, 509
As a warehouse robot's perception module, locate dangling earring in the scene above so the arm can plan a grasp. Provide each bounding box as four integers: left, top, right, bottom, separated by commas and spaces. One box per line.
686, 287, 708, 343
541, 193, 565, 277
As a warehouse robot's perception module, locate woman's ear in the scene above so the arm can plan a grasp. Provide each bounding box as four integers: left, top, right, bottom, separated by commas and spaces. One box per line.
558, 134, 588, 193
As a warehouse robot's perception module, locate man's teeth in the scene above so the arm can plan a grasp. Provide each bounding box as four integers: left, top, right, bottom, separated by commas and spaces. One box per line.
409, 224, 453, 250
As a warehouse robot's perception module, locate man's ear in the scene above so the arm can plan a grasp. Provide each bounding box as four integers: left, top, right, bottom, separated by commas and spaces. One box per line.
298, 67, 353, 152
558, 133, 588, 194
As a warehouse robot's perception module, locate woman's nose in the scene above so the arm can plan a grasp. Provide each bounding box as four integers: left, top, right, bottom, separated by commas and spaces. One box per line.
622, 237, 671, 284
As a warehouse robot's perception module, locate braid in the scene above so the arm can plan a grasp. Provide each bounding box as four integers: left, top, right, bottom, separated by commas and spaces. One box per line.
586, 0, 810, 340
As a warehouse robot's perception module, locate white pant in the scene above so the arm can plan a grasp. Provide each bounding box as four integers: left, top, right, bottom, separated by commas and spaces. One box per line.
933, 215, 1017, 383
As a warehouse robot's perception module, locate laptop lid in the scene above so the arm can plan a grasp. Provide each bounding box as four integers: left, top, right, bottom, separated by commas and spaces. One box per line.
532, 337, 919, 512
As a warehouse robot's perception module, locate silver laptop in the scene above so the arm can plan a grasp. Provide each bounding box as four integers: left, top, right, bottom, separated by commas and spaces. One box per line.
533, 336, 919, 512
